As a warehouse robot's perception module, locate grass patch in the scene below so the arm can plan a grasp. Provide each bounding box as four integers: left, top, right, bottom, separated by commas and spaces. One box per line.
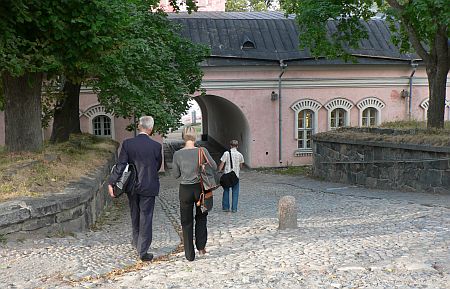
380, 120, 450, 130
257, 165, 312, 177
316, 121, 450, 147
0, 134, 117, 203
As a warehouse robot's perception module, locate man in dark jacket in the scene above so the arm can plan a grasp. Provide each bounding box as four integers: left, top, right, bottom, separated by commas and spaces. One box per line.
108, 116, 162, 262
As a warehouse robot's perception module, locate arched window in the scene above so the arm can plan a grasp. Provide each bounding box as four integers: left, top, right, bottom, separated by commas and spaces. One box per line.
362, 107, 377, 127
357, 97, 385, 127
291, 99, 322, 151
420, 99, 429, 120
297, 109, 314, 149
82, 104, 115, 139
421, 98, 450, 120
92, 115, 112, 137
325, 98, 353, 129
330, 108, 346, 129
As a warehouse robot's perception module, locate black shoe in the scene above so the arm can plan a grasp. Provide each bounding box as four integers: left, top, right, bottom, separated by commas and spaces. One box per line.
140, 253, 154, 262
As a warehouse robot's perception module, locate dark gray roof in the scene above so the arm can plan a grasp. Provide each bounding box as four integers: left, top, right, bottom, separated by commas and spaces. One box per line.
168, 11, 418, 65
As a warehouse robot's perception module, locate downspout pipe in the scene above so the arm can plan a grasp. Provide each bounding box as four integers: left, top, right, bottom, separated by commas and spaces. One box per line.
278, 60, 287, 165
409, 61, 418, 119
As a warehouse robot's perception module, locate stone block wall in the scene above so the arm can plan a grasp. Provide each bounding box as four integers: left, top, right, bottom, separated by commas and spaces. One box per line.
0, 153, 116, 236
313, 130, 450, 194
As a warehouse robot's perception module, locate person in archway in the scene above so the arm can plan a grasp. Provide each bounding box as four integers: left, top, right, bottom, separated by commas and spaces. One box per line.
218, 140, 245, 213
172, 126, 217, 261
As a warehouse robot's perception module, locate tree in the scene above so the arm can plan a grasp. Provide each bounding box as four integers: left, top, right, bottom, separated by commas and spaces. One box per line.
226, 0, 273, 12
93, 8, 209, 134
0, 0, 207, 151
0, 1, 61, 151
48, 0, 133, 143
280, 0, 449, 128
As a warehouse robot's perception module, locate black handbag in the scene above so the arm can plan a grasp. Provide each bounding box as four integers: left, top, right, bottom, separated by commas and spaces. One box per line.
220, 150, 239, 188
111, 163, 137, 197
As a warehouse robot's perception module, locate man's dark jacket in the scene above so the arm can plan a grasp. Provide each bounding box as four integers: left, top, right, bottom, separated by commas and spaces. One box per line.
109, 133, 162, 196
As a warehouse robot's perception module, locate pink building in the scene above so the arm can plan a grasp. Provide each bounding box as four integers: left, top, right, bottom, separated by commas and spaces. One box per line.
0, 11, 449, 169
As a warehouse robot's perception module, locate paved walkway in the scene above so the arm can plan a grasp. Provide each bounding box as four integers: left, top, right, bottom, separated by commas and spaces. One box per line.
1, 171, 449, 288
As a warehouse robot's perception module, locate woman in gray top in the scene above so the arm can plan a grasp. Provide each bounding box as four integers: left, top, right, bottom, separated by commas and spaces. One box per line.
172, 126, 217, 261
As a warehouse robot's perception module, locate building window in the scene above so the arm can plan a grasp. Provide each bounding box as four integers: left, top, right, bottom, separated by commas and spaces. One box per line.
361, 107, 377, 127
298, 110, 314, 149
82, 104, 116, 140
291, 99, 322, 152
92, 115, 112, 137
325, 98, 353, 130
357, 97, 385, 127
330, 108, 346, 129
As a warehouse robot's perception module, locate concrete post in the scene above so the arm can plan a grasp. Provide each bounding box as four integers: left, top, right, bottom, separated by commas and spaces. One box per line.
278, 196, 297, 230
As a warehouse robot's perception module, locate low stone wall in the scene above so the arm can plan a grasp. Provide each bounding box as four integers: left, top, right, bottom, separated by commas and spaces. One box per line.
313, 129, 450, 194
0, 153, 116, 236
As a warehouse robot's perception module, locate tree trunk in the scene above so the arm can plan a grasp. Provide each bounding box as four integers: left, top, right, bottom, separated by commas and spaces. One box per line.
1, 72, 43, 152
50, 80, 81, 143
426, 25, 449, 129
426, 64, 447, 129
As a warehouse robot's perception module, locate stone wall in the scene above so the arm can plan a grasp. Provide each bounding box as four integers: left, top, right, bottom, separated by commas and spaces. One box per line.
313, 129, 450, 194
0, 153, 116, 236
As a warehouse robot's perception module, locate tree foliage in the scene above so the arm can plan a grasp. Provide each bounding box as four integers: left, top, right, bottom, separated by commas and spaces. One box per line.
226, 0, 274, 12
0, 0, 209, 150
92, 6, 209, 134
280, 0, 449, 128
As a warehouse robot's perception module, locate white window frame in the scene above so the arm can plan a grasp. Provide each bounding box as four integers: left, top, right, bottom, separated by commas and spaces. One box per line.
92, 115, 112, 137
83, 105, 116, 139
291, 99, 322, 151
357, 97, 385, 127
324, 98, 354, 130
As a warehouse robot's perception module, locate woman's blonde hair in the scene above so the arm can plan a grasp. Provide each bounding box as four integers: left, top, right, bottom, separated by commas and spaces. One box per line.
182, 126, 197, 142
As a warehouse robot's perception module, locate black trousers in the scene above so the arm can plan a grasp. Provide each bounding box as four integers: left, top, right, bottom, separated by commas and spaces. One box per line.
127, 193, 156, 258
179, 183, 208, 261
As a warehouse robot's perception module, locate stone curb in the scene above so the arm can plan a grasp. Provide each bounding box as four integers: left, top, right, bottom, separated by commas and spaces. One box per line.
0, 153, 116, 236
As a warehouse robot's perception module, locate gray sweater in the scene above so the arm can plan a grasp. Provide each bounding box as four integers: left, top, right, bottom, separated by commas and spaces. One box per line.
172, 147, 217, 184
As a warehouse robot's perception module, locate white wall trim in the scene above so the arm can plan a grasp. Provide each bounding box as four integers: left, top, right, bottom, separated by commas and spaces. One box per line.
79, 77, 438, 92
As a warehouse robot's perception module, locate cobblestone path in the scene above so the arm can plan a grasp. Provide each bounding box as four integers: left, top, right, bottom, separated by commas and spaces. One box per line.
1, 171, 449, 288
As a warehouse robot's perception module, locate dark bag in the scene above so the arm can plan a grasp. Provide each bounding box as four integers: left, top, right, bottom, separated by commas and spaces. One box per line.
220, 150, 239, 188
111, 163, 137, 197
198, 147, 220, 191
196, 147, 218, 213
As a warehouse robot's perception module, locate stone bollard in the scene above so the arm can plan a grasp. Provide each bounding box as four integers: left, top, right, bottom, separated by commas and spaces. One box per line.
278, 196, 297, 230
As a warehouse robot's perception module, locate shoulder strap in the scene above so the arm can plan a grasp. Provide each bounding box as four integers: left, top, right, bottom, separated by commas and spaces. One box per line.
228, 150, 233, 170
199, 147, 213, 167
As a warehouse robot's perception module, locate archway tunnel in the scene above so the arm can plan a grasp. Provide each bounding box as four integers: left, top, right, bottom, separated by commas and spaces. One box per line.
195, 94, 251, 167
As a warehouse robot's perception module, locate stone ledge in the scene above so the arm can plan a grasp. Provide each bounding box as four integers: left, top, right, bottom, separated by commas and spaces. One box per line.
313, 135, 450, 153
0, 152, 116, 236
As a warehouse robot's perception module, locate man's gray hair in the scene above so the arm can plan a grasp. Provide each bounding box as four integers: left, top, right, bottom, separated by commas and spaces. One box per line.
139, 116, 154, 129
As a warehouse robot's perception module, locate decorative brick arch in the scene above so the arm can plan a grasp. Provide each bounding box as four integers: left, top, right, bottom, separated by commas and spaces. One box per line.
324, 98, 354, 129
291, 99, 322, 138
82, 105, 115, 139
357, 97, 385, 126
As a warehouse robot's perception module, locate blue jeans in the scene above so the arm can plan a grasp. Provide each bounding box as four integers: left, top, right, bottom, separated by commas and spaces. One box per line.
222, 181, 240, 212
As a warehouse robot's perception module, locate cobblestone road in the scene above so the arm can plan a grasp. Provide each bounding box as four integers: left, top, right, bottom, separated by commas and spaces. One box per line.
1, 171, 449, 288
